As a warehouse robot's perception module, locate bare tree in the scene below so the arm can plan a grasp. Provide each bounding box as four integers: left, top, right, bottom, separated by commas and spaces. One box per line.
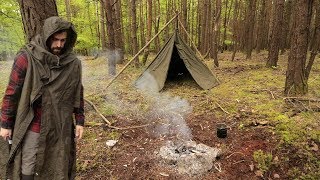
105, 0, 116, 76
199, 0, 209, 54
284, 0, 314, 95
114, 0, 124, 50
180, 0, 188, 41
231, 0, 241, 61
64, 0, 71, 21
142, 0, 152, 65
280, 0, 294, 54
256, 0, 267, 53
266, 0, 285, 68
305, 0, 320, 80
130, 0, 139, 67
244, 0, 257, 59
211, 0, 221, 67
100, 0, 107, 50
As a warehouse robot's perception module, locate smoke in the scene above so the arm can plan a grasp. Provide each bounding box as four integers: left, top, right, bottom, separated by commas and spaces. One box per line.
103, 48, 123, 76
135, 71, 159, 94
137, 72, 193, 141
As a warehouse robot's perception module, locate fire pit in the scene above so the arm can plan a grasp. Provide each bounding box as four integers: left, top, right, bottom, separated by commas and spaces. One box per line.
157, 140, 221, 176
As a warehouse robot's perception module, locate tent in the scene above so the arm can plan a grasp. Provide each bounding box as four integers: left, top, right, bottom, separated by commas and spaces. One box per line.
135, 31, 219, 91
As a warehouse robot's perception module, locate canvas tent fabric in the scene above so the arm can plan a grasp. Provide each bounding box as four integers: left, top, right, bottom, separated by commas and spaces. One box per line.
135, 32, 219, 91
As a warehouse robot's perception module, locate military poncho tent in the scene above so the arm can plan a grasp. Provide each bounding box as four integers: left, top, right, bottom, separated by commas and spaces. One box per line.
135, 31, 219, 92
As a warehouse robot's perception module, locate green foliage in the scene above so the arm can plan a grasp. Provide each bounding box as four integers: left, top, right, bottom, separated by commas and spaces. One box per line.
224, 39, 232, 46
56, 0, 99, 54
0, 0, 24, 57
253, 150, 273, 173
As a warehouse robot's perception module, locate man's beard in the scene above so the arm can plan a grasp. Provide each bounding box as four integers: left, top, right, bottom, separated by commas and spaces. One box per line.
51, 47, 62, 55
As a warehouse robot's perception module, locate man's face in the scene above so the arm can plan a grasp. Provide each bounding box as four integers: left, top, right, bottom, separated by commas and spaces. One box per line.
49, 31, 67, 56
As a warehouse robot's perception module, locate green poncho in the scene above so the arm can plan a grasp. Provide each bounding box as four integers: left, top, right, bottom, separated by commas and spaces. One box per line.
0, 16, 82, 180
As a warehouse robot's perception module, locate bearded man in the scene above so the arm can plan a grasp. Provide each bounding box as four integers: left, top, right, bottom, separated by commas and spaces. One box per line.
0, 16, 85, 180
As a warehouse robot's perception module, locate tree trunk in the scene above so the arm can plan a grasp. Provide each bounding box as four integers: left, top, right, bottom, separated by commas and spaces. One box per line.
18, 0, 58, 42
280, 0, 293, 54
64, 0, 71, 21
245, 0, 257, 59
190, 0, 196, 46
126, 0, 132, 54
284, 0, 314, 95
305, 0, 320, 80
114, 0, 124, 63
266, 0, 285, 68
164, 0, 170, 42
130, 0, 139, 67
256, 0, 266, 53
231, 0, 240, 61
142, 0, 152, 65
199, 0, 208, 54
86, 3, 94, 37
114, 0, 124, 49
211, 0, 221, 67
95, 1, 101, 49
181, 0, 188, 41
221, 0, 229, 52
154, 0, 160, 52
139, 0, 145, 50
100, 0, 107, 50
105, 0, 116, 76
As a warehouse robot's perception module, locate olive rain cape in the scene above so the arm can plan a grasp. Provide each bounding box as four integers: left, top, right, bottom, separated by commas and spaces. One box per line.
0, 16, 82, 180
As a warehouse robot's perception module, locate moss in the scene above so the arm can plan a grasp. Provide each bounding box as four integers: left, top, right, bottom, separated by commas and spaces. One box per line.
253, 150, 273, 173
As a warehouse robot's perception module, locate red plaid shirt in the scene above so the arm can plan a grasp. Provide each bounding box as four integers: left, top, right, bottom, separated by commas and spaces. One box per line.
0, 52, 85, 133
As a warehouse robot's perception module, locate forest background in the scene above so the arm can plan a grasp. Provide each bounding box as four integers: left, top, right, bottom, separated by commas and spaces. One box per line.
0, 0, 320, 179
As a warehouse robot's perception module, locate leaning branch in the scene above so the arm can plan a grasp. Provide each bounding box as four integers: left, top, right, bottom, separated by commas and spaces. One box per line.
84, 98, 149, 130
84, 98, 112, 125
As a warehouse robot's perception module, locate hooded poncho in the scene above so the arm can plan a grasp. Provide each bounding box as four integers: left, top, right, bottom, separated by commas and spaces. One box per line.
0, 16, 83, 180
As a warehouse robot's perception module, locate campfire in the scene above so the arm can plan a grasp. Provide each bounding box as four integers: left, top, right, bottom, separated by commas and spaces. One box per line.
157, 140, 221, 176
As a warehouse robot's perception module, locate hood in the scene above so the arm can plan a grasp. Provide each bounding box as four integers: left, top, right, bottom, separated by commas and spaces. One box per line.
25, 16, 78, 67
42, 16, 77, 55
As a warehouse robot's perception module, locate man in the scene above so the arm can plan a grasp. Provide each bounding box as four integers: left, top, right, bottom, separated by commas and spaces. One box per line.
0, 16, 84, 180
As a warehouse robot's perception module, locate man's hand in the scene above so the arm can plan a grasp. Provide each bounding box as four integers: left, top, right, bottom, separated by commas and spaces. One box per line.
0, 128, 12, 141
75, 125, 84, 140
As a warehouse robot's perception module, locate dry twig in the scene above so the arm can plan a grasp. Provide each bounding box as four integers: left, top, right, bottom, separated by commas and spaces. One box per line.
215, 102, 230, 115
226, 152, 246, 159
262, 89, 275, 99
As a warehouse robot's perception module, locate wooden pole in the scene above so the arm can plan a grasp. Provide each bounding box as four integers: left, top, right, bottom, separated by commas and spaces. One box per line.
104, 13, 180, 89
178, 18, 205, 61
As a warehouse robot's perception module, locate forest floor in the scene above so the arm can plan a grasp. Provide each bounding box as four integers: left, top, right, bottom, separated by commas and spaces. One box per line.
0, 51, 319, 179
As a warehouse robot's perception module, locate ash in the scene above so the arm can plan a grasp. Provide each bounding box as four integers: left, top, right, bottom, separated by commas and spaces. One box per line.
157, 140, 221, 176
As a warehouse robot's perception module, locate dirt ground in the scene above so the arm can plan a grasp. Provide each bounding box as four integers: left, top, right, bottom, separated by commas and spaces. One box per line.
77, 106, 278, 180
74, 53, 319, 179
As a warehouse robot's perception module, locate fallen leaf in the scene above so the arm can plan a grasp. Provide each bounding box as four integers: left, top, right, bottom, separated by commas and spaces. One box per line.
106, 140, 118, 147
249, 164, 254, 171
159, 172, 169, 177
258, 120, 269, 125
310, 141, 318, 152
255, 170, 263, 177
274, 173, 280, 178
